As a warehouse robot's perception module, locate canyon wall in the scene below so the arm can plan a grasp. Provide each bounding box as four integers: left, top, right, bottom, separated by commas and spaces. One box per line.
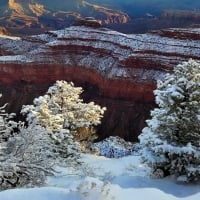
0, 24, 200, 141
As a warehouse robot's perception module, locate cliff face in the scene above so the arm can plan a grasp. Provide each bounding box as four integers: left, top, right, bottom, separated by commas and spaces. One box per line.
2, 1, 200, 36
0, 0, 129, 35
0, 25, 200, 141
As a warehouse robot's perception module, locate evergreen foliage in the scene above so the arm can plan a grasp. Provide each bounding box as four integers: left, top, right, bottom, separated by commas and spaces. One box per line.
21, 80, 106, 159
0, 81, 106, 190
0, 95, 17, 143
0, 124, 55, 190
0, 95, 55, 190
21, 81, 106, 132
139, 59, 200, 182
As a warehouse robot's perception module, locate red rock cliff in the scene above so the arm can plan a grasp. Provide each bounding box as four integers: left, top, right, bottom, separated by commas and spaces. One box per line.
0, 26, 200, 141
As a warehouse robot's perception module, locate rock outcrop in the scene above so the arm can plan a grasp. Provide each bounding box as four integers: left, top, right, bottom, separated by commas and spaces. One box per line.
0, 25, 200, 141
73, 17, 102, 28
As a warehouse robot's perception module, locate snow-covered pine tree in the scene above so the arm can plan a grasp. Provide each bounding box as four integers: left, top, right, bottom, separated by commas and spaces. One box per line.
21, 81, 106, 161
0, 94, 55, 190
0, 124, 56, 190
0, 94, 18, 142
139, 59, 200, 182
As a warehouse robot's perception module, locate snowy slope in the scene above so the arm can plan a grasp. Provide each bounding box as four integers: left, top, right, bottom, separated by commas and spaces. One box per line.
0, 153, 200, 200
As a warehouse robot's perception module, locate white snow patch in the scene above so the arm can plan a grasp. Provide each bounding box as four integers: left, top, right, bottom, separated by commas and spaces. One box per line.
0, 153, 200, 200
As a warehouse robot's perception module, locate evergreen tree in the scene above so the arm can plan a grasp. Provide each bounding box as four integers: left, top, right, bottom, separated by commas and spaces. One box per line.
0, 95, 55, 190
0, 124, 55, 190
0, 94, 17, 143
21, 80, 106, 159
139, 59, 200, 182
0, 81, 106, 190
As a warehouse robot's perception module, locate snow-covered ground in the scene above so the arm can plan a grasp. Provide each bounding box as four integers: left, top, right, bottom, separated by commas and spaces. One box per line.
0, 153, 200, 200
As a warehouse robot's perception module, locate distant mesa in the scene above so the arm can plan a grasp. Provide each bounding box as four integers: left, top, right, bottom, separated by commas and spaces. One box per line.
0, 0, 128, 36
1, 1, 200, 36
72, 17, 102, 28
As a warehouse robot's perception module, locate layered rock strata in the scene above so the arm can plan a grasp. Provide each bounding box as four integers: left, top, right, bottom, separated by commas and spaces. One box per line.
0, 0, 129, 35
0, 26, 200, 141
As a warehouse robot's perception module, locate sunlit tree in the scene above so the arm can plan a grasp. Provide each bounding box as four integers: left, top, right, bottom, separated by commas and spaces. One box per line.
21, 80, 106, 158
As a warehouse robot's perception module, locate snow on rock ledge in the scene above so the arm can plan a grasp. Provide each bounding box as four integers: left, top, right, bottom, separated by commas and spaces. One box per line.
0, 25, 200, 141
0, 25, 200, 101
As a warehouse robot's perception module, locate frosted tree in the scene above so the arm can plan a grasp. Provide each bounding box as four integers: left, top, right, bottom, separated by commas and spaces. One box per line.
21, 80, 106, 159
0, 79, 106, 190
0, 94, 55, 190
0, 124, 55, 190
0, 94, 18, 143
139, 59, 200, 182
